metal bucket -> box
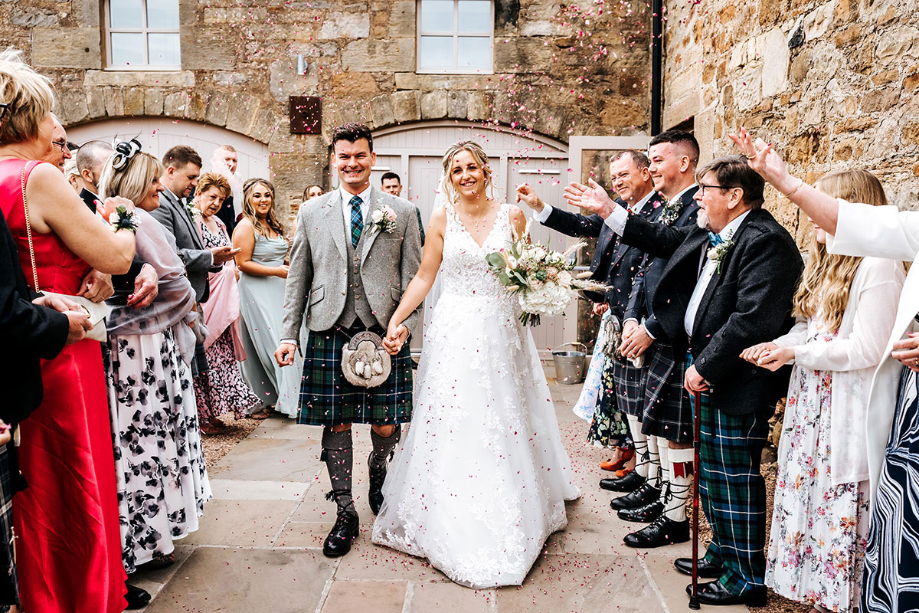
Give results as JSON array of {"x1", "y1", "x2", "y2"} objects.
[{"x1": 552, "y1": 342, "x2": 587, "y2": 385}]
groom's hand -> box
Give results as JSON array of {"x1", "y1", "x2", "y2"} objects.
[
  {"x1": 383, "y1": 323, "x2": 409, "y2": 355},
  {"x1": 275, "y1": 342, "x2": 296, "y2": 366}
]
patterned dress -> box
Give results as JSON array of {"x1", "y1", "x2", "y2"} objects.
[
  {"x1": 766, "y1": 325, "x2": 870, "y2": 613},
  {"x1": 193, "y1": 222, "x2": 260, "y2": 421},
  {"x1": 105, "y1": 326, "x2": 212, "y2": 573}
]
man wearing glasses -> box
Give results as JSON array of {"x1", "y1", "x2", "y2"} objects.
[{"x1": 41, "y1": 114, "x2": 71, "y2": 171}]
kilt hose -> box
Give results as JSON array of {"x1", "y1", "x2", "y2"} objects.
[
  {"x1": 688, "y1": 354, "x2": 770, "y2": 598},
  {"x1": 641, "y1": 339, "x2": 693, "y2": 444},
  {"x1": 297, "y1": 327, "x2": 414, "y2": 427}
]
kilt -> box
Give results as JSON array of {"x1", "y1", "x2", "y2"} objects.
[
  {"x1": 689, "y1": 355, "x2": 771, "y2": 597},
  {"x1": 611, "y1": 354, "x2": 646, "y2": 418},
  {"x1": 297, "y1": 327, "x2": 414, "y2": 426},
  {"x1": 641, "y1": 339, "x2": 692, "y2": 443},
  {"x1": 0, "y1": 446, "x2": 17, "y2": 606}
]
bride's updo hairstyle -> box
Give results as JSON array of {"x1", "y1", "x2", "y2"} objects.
[{"x1": 440, "y1": 140, "x2": 494, "y2": 203}]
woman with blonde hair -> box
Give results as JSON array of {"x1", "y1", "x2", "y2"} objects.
[
  {"x1": 192, "y1": 172, "x2": 259, "y2": 432},
  {"x1": 98, "y1": 141, "x2": 212, "y2": 582},
  {"x1": 233, "y1": 178, "x2": 302, "y2": 418},
  {"x1": 372, "y1": 140, "x2": 579, "y2": 588},
  {"x1": 741, "y1": 169, "x2": 904, "y2": 613},
  {"x1": 0, "y1": 49, "x2": 136, "y2": 612}
]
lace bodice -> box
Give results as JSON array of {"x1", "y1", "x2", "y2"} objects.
[{"x1": 439, "y1": 201, "x2": 514, "y2": 306}]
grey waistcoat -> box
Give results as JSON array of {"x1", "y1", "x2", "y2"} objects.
[{"x1": 336, "y1": 219, "x2": 376, "y2": 329}]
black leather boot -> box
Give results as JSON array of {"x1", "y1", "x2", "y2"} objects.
[
  {"x1": 125, "y1": 582, "x2": 151, "y2": 609},
  {"x1": 610, "y1": 483, "x2": 661, "y2": 510},
  {"x1": 674, "y1": 556, "x2": 724, "y2": 578},
  {"x1": 617, "y1": 498, "x2": 664, "y2": 523},
  {"x1": 323, "y1": 503, "x2": 359, "y2": 558},
  {"x1": 623, "y1": 515, "x2": 689, "y2": 548}
]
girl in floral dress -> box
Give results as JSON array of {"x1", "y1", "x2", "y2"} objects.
[{"x1": 741, "y1": 170, "x2": 903, "y2": 613}]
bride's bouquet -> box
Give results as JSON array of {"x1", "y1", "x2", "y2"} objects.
[{"x1": 485, "y1": 226, "x2": 606, "y2": 326}]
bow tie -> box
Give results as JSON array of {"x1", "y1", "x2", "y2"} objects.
[{"x1": 708, "y1": 232, "x2": 723, "y2": 247}]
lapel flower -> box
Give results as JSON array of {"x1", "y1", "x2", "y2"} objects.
[
  {"x1": 707, "y1": 230, "x2": 735, "y2": 274},
  {"x1": 369, "y1": 205, "x2": 397, "y2": 235},
  {"x1": 659, "y1": 197, "x2": 684, "y2": 227},
  {"x1": 185, "y1": 199, "x2": 198, "y2": 221}
]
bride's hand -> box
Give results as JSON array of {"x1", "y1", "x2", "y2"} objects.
[{"x1": 383, "y1": 322, "x2": 409, "y2": 355}]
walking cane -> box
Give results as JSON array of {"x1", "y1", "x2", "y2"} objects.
[{"x1": 688, "y1": 389, "x2": 702, "y2": 610}]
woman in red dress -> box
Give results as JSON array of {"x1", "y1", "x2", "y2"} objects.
[{"x1": 0, "y1": 50, "x2": 137, "y2": 612}]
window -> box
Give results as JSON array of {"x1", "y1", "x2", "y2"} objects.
[
  {"x1": 106, "y1": 0, "x2": 181, "y2": 70},
  {"x1": 417, "y1": 0, "x2": 493, "y2": 74}
]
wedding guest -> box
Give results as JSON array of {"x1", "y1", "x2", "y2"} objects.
[
  {"x1": 63, "y1": 156, "x2": 81, "y2": 192},
  {"x1": 303, "y1": 184, "x2": 324, "y2": 200},
  {"x1": 210, "y1": 144, "x2": 243, "y2": 235},
  {"x1": 76, "y1": 139, "x2": 158, "y2": 311},
  {"x1": 740, "y1": 169, "x2": 902, "y2": 613},
  {"x1": 0, "y1": 48, "x2": 137, "y2": 613},
  {"x1": 191, "y1": 172, "x2": 260, "y2": 432},
  {"x1": 731, "y1": 127, "x2": 919, "y2": 613},
  {"x1": 1, "y1": 202, "x2": 91, "y2": 611},
  {"x1": 572, "y1": 155, "x2": 803, "y2": 606},
  {"x1": 98, "y1": 141, "x2": 211, "y2": 580},
  {"x1": 380, "y1": 172, "x2": 426, "y2": 245},
  {"x1": 234, "y1": 178, "x2": 302, "y2": 418},
  {"x1": 519, "y1": 150, "x2": 664, "y2": 514},
  {"x1": 40, "y1": 113, "x2": 70, "y2": 171}
]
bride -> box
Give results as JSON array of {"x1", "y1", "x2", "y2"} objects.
[{"x1": 371, "y1": 140, "x2": 580, "y2": 589}]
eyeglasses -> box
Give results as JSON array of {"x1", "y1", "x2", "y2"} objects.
[
  {"x1": 51, "y1": 140, "x2": 68, "y2": 153},
  {"x1": 699, "y1": 183, "x2": 733, "y2": 197}
]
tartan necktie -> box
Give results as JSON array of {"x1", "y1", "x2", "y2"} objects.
[{"x1": 350, "y1": 195, "x2": 363, "y2": 248}]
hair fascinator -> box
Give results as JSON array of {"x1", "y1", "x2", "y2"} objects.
[{"x1": 112, "y1": 138, "x2": 143, "y2": 170}]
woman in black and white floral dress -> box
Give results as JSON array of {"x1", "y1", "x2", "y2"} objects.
[{"x1": 98, "y1": 144, "x2": 211, "y2": 574}]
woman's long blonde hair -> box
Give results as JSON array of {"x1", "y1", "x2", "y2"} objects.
[
  {"x1": 242, "y1": 178, "x2": 285, "y2": 238},
  {"x1": 793, "y1": 169, "x2": 887, "y2": 331},
  {"x1": 439, "y1": 140, "x2": 494, "y2": 204},
  {"x1": 98, "y1": 151, "x2": 163, "y2": 205}
]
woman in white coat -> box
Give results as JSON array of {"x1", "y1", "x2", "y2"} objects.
[
  {"x1": 741, "y1": 170, "x2": 903, "y2": 613},
  {"x1": 732, "y1": 128, "x2": 919, "y2": 613}
]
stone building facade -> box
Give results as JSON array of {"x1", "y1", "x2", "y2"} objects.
[
  {"x1": 4, "y1": 0, "x2": 654, "y2": 212},
  {"x1": 663, "y1": 0, "x2": 919, "y2": 243}
]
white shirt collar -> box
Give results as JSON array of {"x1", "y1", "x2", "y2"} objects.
[
  {"x1": 631, "y1": 189, "x2": 656, "y2": 213},
  {"x1": 668, "y1": 183, "x2": 698, "y2": 205},
  {"x1": 339, "y1": 184, "x2": 373, "y2": 207},
  {"x1": 717, "y1": 209, "x2": 751, "y2": 240}
]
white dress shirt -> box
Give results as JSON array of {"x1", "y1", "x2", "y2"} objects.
[
  {"x1": 683, "y1": 210, "x2": 751, "y2": 337},
  {"x1": 603, "y1": 184, "x2": 698, "y2": 235},
  {"x1": 532, "y1": 188, "x2": 656, "y2": 225},
  {"x1": 340, "y1": 184, "x2": 373, "y2": 228}
]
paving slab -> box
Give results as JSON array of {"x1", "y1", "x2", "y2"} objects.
[
  {"x1": 407, "y1": 582, "x2": 496, "y2": 612},
  {"x1": 249, "y1": 417, "x2": 323, "y2": 440},
  {"x1": 181, "y1": 499, "x2": 299, "y2": 548},
  {"x1": 333, "y1": 543, "x2": 451, "y2": 583},
  {"x1": 320, "y1": 580, "x2": 407, "y2": 613},
  {"x1": 208, "y1": 479, "x2": 310, "y2": 501},
  {"x1": 209, "y1": 437, "x2": 323, "y2": 482},
  {"x1": 642, "y1": 552, "x2": 748, "y2": 613},
  {"x1": 143, "y1": 547, "x2": 336, "y2": 613}
]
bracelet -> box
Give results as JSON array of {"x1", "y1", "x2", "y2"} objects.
[
  {"x1": 783, "y1": 179, "x2": 804, "y2": 199},
  {"x1": 108, "y1": 204, "x2": 140, "y2": 233}
]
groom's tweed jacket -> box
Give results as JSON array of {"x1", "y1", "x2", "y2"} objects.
[
  {"x1": 620, "y1": 207, "x2": 803, "y2": 416},
  {"x1": 282, "y1": 187, "x2": 423, "y2": 338}
]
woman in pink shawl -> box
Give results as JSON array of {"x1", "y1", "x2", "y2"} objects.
[{"x1": 192, "y1": 172, "x2": 260, "y2": 433}]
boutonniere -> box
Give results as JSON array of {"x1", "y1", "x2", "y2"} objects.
[
  {"x1": 369, "y1": 205, "x2": 397, "y2": 235},
  {"x1": 659, "y1": 199, "x2": 684, "y2": 226},
  {"x1": 707, "y1": 231, "x2": 734, "y2": 274},
  {"x1": 185, "y1": 200, "x2": 198, "y2": 220}
]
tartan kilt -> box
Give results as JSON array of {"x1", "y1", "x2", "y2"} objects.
[
  {"x1": 640, "y1": 339, "x2": 693, "y2": 443},
  {"x1": 611, "y1": 354, "x2": 646, "y2": 418},
  {"x1": 0, "y1": 446, "x2": 17, "y2": 606},
  {"x1": 297, "y1": 327, "x2": 414, "y2": 426}
]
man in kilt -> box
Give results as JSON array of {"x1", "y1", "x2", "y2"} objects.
[
  {"x1": 574, "y1": 156, "x2": 801, "y2": 606},
  {"x1": 616, "y1": 131, "x2": 700, "y2": 547},
  {"x1": 275, "y1": 124, "x2": 423, "y2": 558},
  {"x1": 523, "y1": 150, "x2": 663, "y2": 510}
]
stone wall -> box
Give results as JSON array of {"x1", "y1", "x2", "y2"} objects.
[
  {"x1": 3, "y1": 0, "x2": 656, "y2": 213},
  {"x1": 663, "y1": 0, "x2": 919, "y2": 243}
]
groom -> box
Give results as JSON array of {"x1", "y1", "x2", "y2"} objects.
[{"x1": 275, "y1": 123, "x2": 423, "y2": 558}]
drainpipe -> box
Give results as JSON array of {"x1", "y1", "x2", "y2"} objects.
[{"x1": 651, "y1": 0, "x2": 663, "y2": 135}]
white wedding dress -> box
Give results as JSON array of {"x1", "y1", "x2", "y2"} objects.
[{"x1": 371, "y1": 201, "x2": 580, "y2": 589}]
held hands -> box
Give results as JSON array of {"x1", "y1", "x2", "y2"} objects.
[
  {"x1": 592, "y1": 302, "x2": 609, "y2": 316},
  {"x1": 740, "y1": 342, "x2": 793, "y2": 372},
  {"x1": 564, "y1": 179, "x2": 618, "y2": 219},
  {"x1": 515, "y1": 184, "x2": 544, "y2": 213},
  {"x1": 383, "y1": 321, "x2": 409, "y2": 355},
  {"x1": 211, "y1": 245, "x2": 241, "y2": 266},
  {"x1": 892, "y1": 333, "x2": 919, "y2": 373},
  {"x1": 619, "y1": 321, "x2": 654, "y2": 358},
  {"x1": 274, "y1": 342, "x2": 297, "y2": 367},
  {"x1": 728, "y1": 128, "x2": 798, "y2": 195},
  {"x1": 127, "y1": 263, "x2": 158, "y2": 309}
]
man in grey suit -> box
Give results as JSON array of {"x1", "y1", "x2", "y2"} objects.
[
  {"x1": 275, "y1": 124, "x2": 422, "y2": 559},
  {"x1": 150, "y1": 145, "x2": 238, "y2": 304}
]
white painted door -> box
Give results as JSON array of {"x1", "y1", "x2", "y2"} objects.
[{"x1": 65, "y1": 118, "x2": 271, "y2": 182}]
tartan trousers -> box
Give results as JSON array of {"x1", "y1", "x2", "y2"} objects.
[{"x1": 689, "y1": 358, "x2": 770, "y2": 597}]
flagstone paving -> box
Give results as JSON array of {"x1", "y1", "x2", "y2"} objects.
[{"x1": 134, "y1": 368, "x2": 748, "y2": 613}]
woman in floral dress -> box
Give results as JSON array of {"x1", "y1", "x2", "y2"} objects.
[
  {"x1": 741, "y1": 170, "x2": 903, "y2": 613},
  {"x1": 99, "y1": 145, "x2": 211, "y2": 574},
  {"x1": 192, "y1": 172, "x2": 260, "y2": 433}
]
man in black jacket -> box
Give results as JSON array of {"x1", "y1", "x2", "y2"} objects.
[
  {"x1": 518, "y1": 150, "x2": 663, "y2": 500},
  {"x1": 573, "y1": 156, "x2": 803, "y2": 607}
]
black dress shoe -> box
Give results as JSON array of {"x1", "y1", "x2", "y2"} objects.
[
  {"x1": 623, "y1": 516, "x2": 689, "y2": 548},
  {"x1": 600, "y1": 470, "x2": 645, "y2": 492},
  {"x1": 617, "y1": 499, "x2": 664, "y2": 523},
  {"x1": 125, "y1": 582, "x2": 151, "y2": 609},
  {"x1": 685, "y1": 580, "x2": 767, "y2": 607},
  {"x1": 368, "y1": 452, "x2": 387, "y2": 515},
  {"x1": 674, "y1": 556, "x2": 724, "y2": 579},
  {"x1": 610, "y1": 483, "x2": 660, "y2": 510},
  {"x1": 323, "y1": 509, "x2": 359, "y2": 558}
]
